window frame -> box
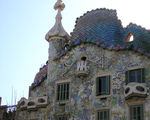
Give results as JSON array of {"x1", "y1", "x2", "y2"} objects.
[
  {"x1": 96, "y1": 108, "x2": 110, "y2": 120},
  {"x1": 55, "y1": 80, "x2": 71, "y2": 104},
  {"x1": 129, "y1": 104, "x2": 144, "y2": 120},
  {"x1": 56, "y1": 114, "x2": 69, "y2": 120},
  {"x1": 95, "y1": 74, "x2": 111, "y2": 99},
  {"x1": 125, "y1": 68, "x2": 145, "y2": 84}
]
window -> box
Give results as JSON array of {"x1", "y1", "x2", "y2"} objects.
[
  {"x1": 96, "y1": 76, "x2": 110, "y2": 96},
  {"x1": 56, "y1": 82, "x2": 70, "y2": 102},
  {"x1": 125, "y1": 32, "x2": 134, "y2": 42},
  {"x1": 130, "y1": 105, "x2": 144, "y2": 120},
  {"x1": 97, "y1": 109, "x2": 110, "y2": 120},
  {"x1": 126, "y1": 68, "x2": 145, "y2": 84},
  {"x1": 56, "y1": 115, "x2": 68, "y2": 120}
]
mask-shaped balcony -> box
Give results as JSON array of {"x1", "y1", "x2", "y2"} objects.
[
  {"x1": 36, "y1": 96, "x2": 48, "y2": 108},
  {"x1": 27, "y1": 97, "x2": 36, "y2": 110},
  {"x1": 124, "y1": 82, "x2": 148, "y2": 100},
  {"x1": 76, "y1": 57, "x2": 89, "y2": 77},
  {"x1": 18, "y1": 97, "x2": 28, "y2": 110}
]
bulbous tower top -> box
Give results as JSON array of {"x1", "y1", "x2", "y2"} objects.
[{"x1": 45, "y1": 0, "x2": 70, "y2": 42}]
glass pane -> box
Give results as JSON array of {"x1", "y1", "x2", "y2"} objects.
[
  {"x1": 98, "y1": 112, "x2": 100, "y2": 120},
  {"x1": 60, "y1": 84, "x2": 63, "y2": 100},
  {"x1": 102, "y1": 78, "x2": 106, "y2": 95},
  {"x1": 137, "y1": 69, "x2": 142, "y2": 83},
  {"x1": 130, "y1": 70, "x2": 136, "y2": 82},
  {"x1": 104, "y1": 111, "x2": 107, "y2": 120},
  {"x1": 66, "y1": 83, "x2": 69, "y2": 100},
  {"x1": 126, "y1": 71, "x2": 129, "y2": 84},
  {"x1": 100, "y1": 112, "x2": 103, "y2": 120},
  {"x1": 133, "y1": 107, "x2": 137, "y2": 119},
  {"x1": 96, "y1": 78, "x2": 100, "y2": 96},
  {"x1": 57, "y1": 85, "x2": 60, "y2": 101},
  {"x1": 99, "y1": 78, "x2": 102, "y2": 95},
  {"x1": 64, "y1": 84, "x2": 66, "y2": 100},
  {"x1": 106, "y1": 76, "x2": 110, "y2": 95}
]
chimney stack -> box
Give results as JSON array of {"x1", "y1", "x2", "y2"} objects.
[{"x1": 0, "y1": 97, "x2": 2, "y2": 106}]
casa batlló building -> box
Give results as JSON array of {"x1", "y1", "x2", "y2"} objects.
[{"x1": 15, "y1": 0, "x2": 150, "y2": 120}]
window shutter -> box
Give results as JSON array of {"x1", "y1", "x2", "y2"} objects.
[
  {"x1": 106, "y1": 76, "x2": 110, "y2": 95},
  {"x1": 125, "y1": 71, "x2": 129, "y2": 84},
  {"x1": 141, "y1": 68, "x2": 145, "y2": 83},
  {"x1": 96, "y1": 78, "x2": 100, "y2": 96},
  {"x1": 67, "y1": 83, "x2": 69, "y2": 100},
  {"x1": 107, "y1": 109, "x2": 109, "y2": 120},
  {"x1": 97, "y1": 111, "x2": 100, "y2": 120},
  {"x1": 141, "y1": 105, "x2": 144, "y2": 120},
  {"x1": 130, "y1": 106, "x2": 133, "y2": 120},
  {"x1": 57, "y1": 85, "x2": 60, "y2": 101}
]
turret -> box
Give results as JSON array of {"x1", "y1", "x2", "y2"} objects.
[
  {"x1": 45, "y1": 0, "x2": 70, "y2": 60},
  {"x1": 45, "y1": 0, "x2": 70, "y2": 101}
]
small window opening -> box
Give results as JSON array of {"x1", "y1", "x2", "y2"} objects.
[
  {"x1": 28, "y1": 101, "x2": 35, "y2": 106},
  {"x1": 81, "y1": 56, "x2": 87, "y2": 61},
  {"x1": 100, "y1": 97, "x2": 107, "y2": 101},
  {"x1": 125, "y1": 87, "x2": 130, "y2": 94},
  {"x1": 20, "y1": 101, "x2": 25, "y2": 106},
  {"x1": 64, "y1": 44, "x2": 69, "y2": 50},
  {"x1": 125, "y1": 32, "x2": 134, "y2": 42},
  {"x1": 38, "y1": 98, "x2": 45, "y2": 103}
]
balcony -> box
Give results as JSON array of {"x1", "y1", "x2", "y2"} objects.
[
  {"x1": 36, "y1": 96, "x2": 48, "y2": 108},
  {"x1": 124, "y1": 82, "x2": 148, "y2": 100},
  {"x1": 76, "y1": 57, "x2": 89, "y2": 77},
  {"x1": 18, "y1": 97, "x2": 27, "y2": 110},
  {"x1": 27, "y1": 97, "x2": 36, "y2": 110}
]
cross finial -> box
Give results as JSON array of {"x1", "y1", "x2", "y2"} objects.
[
  {"x1": 45, "y1": 0, "x2": 70, "y2": 41},
  {"x1": 54, "y1": 0, "x2": 65, "y2": 11}
]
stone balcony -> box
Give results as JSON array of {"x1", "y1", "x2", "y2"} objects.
[
  {"x1": 18, "y1": 96, "x2": 48, "y2": 111},
  {"x1": 18, "y1": 97, "x2": 28, "y2": 110},
  {"x1": 124, "y1": 82, "x2": 148, "y2": 100},
  {"x1": 76, "y1": 58, "x2": 89, "y2": 77}
]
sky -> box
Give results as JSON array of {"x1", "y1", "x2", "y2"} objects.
[{"x1": 0, "y1": 0, "x2": 150, "y2": 105}]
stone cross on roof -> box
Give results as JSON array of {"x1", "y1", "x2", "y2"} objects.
[
  {"x1": 54, "y1": 0, "x2": 65, "y2": 11},
  {"x1": 45, "y1": 0, "x2": 70, "y2": 41}
]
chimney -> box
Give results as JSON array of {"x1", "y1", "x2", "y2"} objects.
[{"x1": 0, "y1": 97, "x2": 1, "y2": 106}]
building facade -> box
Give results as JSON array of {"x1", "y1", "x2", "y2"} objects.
[{"x1": 15, "y1": 0, "x2": 150, "y2": 120}]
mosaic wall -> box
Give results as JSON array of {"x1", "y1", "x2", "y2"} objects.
[
  {"x1": 16, "y1": 43, "x2": 150, "y2": 120},
  {"x1": 29, "y1": 79, "x2": 47, "y2": 98},
  {"x1": 46, "y1": 43, "x2": 150, "y2": 120}
]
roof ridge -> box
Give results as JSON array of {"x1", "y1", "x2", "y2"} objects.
[
  {"x1": 71, "y1": 8, "x2": 118, "y2": 36},
  {"x1": 125, "y1": 23, "x2": 150, "y2": 32}
]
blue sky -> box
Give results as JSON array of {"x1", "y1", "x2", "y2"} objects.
[{"x1": 0, "y1": 0, "x2": 150, "y2": 105}]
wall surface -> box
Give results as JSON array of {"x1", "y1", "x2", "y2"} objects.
[
  {"x1": 47, "y1": 43, "x2": 150, "y2": 120},
  {"x1": 16, "y1": 43, "x2": 150, "y2": 120},
  {"x1": 29, "y1": 79, "x2": 47, "y2": 98}
]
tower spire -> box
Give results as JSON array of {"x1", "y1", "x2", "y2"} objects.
[{"x1": 45, "y1": 0, "x2": 70, "y2": 41}]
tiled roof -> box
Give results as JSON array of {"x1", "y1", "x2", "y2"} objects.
[
  {"x1": 30, "y1": 63, "x2": 48, "y2": 89},
  {"x1": 31, "y1": 8, "x2": 150, "y2": 88},
  {"x1": 69, "y1": 8, "x2": 150, "y2": 57}
]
